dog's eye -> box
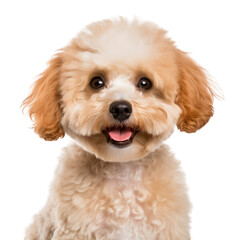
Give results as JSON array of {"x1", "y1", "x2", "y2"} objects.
[
  {"x1": 90, "y1": 76, "x2": 105, "y2": 89},
  {"x1": 137, "y1": 77, "x2": 152, "y2": 90}
]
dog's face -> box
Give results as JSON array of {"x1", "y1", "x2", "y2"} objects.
[{"x1": 23, "y1": 19, "x2": 214, "y2": 162}]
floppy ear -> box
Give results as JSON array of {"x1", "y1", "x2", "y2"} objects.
[
  {"x1": 22, "y1": 53, "x2": 64, "y2": 140},
  {"x1": 175, "y1": 50, "x2": 215, "y2": 133}
]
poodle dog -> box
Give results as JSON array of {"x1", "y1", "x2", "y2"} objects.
[{"x1": 23, "y1": 18, "x2": 215, "y2": 240}]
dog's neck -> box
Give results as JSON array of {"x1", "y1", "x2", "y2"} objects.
[{"x1": 69, "y1": 142, "x2": 166, "y2": 183}]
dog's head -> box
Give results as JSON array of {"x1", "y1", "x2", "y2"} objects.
[{"x1": 23, "y1": 19, "x2": 215, "y2": 162}]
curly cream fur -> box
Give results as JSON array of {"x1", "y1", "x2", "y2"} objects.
[
  {"x1": 23, "y1": 18, "x2": 215, "y2": 240},
  {"x1": 25, "y1": 144, "x2": 190, "y2": 240}
]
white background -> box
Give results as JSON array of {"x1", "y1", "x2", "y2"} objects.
[{"x1": 0, "y1": 0, "x2": 239, "y2": 239}]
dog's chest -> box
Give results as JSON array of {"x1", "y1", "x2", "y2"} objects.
[
  {"x1": 54, "y1": 148, "x2": 190, "y2": 240},
  {"x1": 56, "y1": 163, "x2": 155, "y2": 240},
  {"x1": 99, "y1": 179, "x2": 158, "y2": 240},
  {"x1": 66, "y1": 162, "x2": 161, "y2": 239}
]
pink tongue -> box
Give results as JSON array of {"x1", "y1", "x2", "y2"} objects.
[{"x1": 109, "y1": 128, "x2": 132, "y2": 141}]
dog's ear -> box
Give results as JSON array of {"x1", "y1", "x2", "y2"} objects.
[
  {"x1": 175, "y1": 50, "x2": 215, "y2": 133},
  {"x1": 22, "y1": 53, "x2": 64, "y2": 140}
]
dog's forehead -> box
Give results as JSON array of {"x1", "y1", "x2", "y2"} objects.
[
  {"x1": 77, "y1": 40, "x2": 152, "y2": 68},
  {"x1": 94, "y1": 35, "x2": 152, "y2": 65},
  {"x1": 76, "y1": 21, "x2": 164, "y2": 66}
]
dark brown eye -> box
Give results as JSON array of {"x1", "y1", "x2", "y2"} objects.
[
  {"x1": 90, "y1": 76, "x2": 105, "y2": 89},
  {"x1": 137, "y1": 77, "x2": 152, "y2": 90}
]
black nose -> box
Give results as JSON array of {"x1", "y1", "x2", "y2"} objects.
[{"x1": 109, "y1": 101, "x2": 132, "y2": 121}]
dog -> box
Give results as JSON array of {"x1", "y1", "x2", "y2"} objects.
[{"x1": 23, "y1": 18, "x2": 215, "y2": 240}]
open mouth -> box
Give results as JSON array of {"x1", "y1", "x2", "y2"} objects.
[{"x1": 102, "y1": 126, "x2": 138, "y2": 148}]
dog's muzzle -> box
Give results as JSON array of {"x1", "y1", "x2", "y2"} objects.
[{"x1": 102, "y1": 101, "x2": 138, "y2": 148}]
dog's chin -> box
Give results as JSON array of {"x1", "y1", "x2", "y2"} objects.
[{"x1": 65, "y1": 126, "x2": 169, "y2": 162}]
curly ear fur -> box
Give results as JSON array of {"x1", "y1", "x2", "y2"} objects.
[
  {"x1": 175, "y1": 50, "x2": 215, "y2": 133},
  {"x1": 22, "y1": 53, "x2": 64, "y2": 140}
]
